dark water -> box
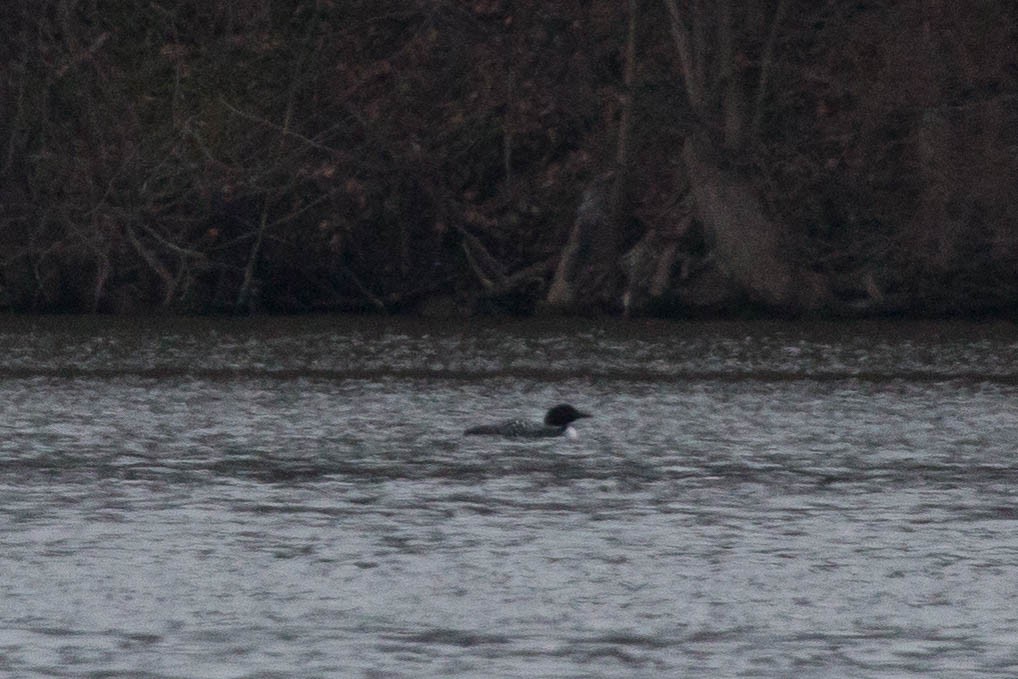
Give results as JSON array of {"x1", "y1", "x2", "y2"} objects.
[{"x1": 2, "y1": 316, "x2": 1018, "y2": 678}]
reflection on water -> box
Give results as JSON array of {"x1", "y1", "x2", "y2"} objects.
[{"x1": 1, "y1": 317, "x2": 1017, "y2": 678}]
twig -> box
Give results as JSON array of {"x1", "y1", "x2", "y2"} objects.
[
  {"x1": 750, "y1": 0, "x2": 790, "y2": 141},
  {"x1": 55, "y1": 31, "x2": 110, "y2": 78},
  {"x1": 125, "y1": 223, "x2": 177, "y2": 306},
  {"x1": 662, "y1": 0, "x2": 702, "y2": 108},
  {"x1": 219, "y1": 98, "x2": 338, "y2": 154}
]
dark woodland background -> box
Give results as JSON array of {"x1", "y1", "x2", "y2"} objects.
[{"x1": 1, "y1": 0, "x2": 1016, "y2": 316}]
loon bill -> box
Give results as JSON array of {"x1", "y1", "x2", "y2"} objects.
[{"x1": 463, "y1": 403, "x2": 591, "y2": 438}]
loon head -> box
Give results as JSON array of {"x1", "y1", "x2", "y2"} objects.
[{"x1": 544, "y1": 404, "x2": 591, "y2": 428}]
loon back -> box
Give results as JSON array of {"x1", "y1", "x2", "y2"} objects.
[
  {"x1": 463, "y1": 403, "x2": 591, "y2": 438},
  {"x1": 463, "y1": 420, "x2": 566, "y2": 437}
]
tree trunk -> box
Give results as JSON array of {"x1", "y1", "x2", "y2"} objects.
[
  {"x1": 545, "y1": 0, "x2": 638, "y2": 313},
  {"x1": 683, "y1": 134, "x2": 827, "y2": 310},
  {"x1": 545, "y1": 172, "x2": 617, "y2": 310}
]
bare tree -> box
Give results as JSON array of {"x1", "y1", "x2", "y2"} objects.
[
  {"x1": 662, "y1": 0, "x2": 827, "y2": 310},
  {"x1": 546, "y1": 0, "x2": 640, "y2": 312}
]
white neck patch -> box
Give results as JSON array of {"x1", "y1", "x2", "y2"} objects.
[{"x1": 564, "y1": 426, "x2": 579, "y2": 440}]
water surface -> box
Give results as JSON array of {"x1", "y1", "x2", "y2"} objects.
[{"x1": 1, "y1": 316, "x2": 1017, "y2": 677}]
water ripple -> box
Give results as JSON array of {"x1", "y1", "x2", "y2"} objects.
[{"x1": 1, "y1": 318, "x2": 1018, "y2": 677}]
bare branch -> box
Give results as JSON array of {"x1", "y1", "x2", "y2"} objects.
[
  {"x1": 663, "y1": 0, "x2": 703, "y2": 109},
  {"x1": 750, "y1": 0, "x2": 790, "y2": 141}
]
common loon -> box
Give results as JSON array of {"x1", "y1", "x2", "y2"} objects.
[{"x1": 463, "y1": 404, "x2": 591, "y2": 438}]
